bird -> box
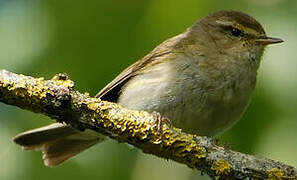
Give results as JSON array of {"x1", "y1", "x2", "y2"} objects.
[{"x1": 13, "y1": 10, "x2": 283, "y2": 167}]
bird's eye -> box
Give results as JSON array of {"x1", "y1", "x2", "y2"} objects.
[{"x1": 231, "y1": 28, "x2": 242, "y2": 37}]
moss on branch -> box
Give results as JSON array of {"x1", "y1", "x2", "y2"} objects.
[{"x1": 0, "y1": 69, "x2": 296, "y2": 180}]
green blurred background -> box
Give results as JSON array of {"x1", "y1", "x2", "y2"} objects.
[{"x1": 0, "y1": 0, "x2": 296, "y2": 179}]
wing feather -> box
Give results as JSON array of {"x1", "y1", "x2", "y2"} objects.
[{"x1": 95, "y1": 49, "x2": 171, "y2": 101}]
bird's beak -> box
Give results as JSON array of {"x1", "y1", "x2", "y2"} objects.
[{"x1": 256, "y1": 36, "x2": 284, "y2": 45}]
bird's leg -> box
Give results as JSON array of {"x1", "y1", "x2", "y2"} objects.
[{"x1": 152, "y1": 111, "x2": 171, "y2": 133}]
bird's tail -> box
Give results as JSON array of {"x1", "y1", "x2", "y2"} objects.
[{"x1": 13, "y1": 123, "x2": 105, "y2": 167}]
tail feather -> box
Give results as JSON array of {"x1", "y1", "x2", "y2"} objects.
[
  {"x1": 13, "y1": 123, "x2": 105, "y2": 167},
  {"x1": 13, "y1": 123, "x2": 76, "y2": 149},
  {"x1": 42, "y1": 136, "x2": 100, "y2": 167}
]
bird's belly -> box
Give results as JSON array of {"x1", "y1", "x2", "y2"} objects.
[
  {"x1": 119, "y1": 82, "x2": 250, "y2": 136},
  {"x1": 117, "y1": 58, "x2": 253, "y2": 136},
  {"x1": 176, "y1": 87, "x2": 251, "y2": 136}
]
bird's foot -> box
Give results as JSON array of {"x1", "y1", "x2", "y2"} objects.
[{"x1": 152, "y1": 111, "x2": 171, "y2": 133}]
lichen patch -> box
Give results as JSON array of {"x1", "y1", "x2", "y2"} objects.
[
  {"x1": 211, "y1": 159, "x2": 231, "y2": 176},
  {"x1": 267, "y1": 168, "x2": 285, "y2": 180}
]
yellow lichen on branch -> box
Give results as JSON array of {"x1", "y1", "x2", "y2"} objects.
[
  {"x1": 267, "y1": 168, "x2": 285, "y2": 180},
  {"x1": 0, "y1": 69, "x2": 296, "y2": 180},
  {"x1": 84, "y1": 100, "x2": 207, "y2": 167},
  {"x1": 211, "y1": 160, "x2": 231, "y2": 176}
]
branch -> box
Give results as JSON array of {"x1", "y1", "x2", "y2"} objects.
[{"x1": 0, "y1": 69, "x2": 296, "y2": 180}]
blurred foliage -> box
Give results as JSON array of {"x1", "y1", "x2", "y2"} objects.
[{"x1": 0, "y1": 0, "x2": 296, "y2": 179}]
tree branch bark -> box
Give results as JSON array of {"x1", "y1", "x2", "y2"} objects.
[{"x1": 0, "y1": 69, "x2": 296, "y2": 180}]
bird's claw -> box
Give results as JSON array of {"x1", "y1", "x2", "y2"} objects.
[{"x1": 152, "y1": 111, "x2": 171, "y2": 133}]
